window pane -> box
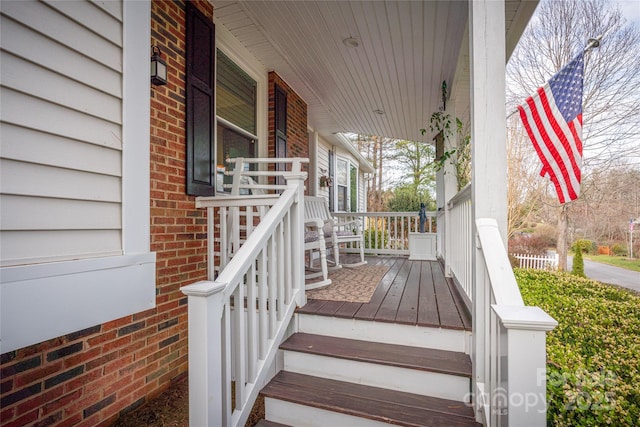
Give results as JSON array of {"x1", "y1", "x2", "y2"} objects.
[
  {"x1": 216, "y1": 125, "x2": 255, "y2": 192},
  {"x1": 350, "y1": 164, "x2": 358, "y2": 212},
  {"x1": 337, "y1": 186, "x2": 347, "y2": 211},
  {"x1": 216, "y1": 50, "x2": 256, "y2": 134},
  {"x1": 337, "y1": 158, "x2": 348, "y2": 186}
]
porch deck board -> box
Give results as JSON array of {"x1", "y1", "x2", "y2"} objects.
[
  {"x1": 302, "y1": 257, "x2": 471, "y2": 331},
  {"x1": 417, "y1": 262, "x2": 441, "y2": 327},
  {"x1": 447, "y1": 277, "x2": 472, "y2": 330},
  {"x1": 431, "y1": 263, "x2": 465, "y2": 330},
  {"x1": 333, "y1": 302, "x2": 362, "y2": 318},
  {"x1": 394, "y1": 261, "x2": 422, "y2": 324},
  {"x1": 373, "y1": 260, "x2": 412, "y2": 323},
  {"x1": 351, "y1": 257, "x2": 405, "y2": 321}
]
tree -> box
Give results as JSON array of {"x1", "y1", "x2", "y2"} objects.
[
  {"x1": 571, "y1": 241, "x2": 586, "y2": 277},
  {"x1": 350, "y1": 134, "x2": 396, "y2": 211},
  {"x1": 571, "y1": 164, "x2": 640, "y2": 248},
  {"x1": 506, "y1": 0, "x2": 640, "y2": 269},
  {"x1": 392, "y1": 139, "x2": 435, "y2": 191},
  {"x1": 386, "y1": 183, "x2": 435, "y2": 212},
  {"x1": 506, "y1": 120, "x2": 548, "y2": 238}
]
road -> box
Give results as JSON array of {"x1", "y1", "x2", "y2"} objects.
[{"x1": 567, "y1": 256, "x2": 640, "y2": 292}]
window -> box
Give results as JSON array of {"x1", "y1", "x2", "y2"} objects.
[
  {"x1": 215, "y1": 50, "x2": 257, "y2": 192},
  {"x1": 337, "y1": 158, "x2": 348, "y2": 211},
  {"x1": 334, "y1": 156, "x2": 359, "y2": 212}
]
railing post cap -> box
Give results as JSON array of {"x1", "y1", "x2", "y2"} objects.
[
  {"x1": 491, "y1": 304, "x2": 558, "y2": 331},
  {"x1": 180, "y1": 280, "x2": 226, "y2": 297},
  {"x1": 284, "y1": 172, "x2": 308, "y2": 181},
  {"x1": 476, "y1": 218, "x2": 498, "y2": 228}
]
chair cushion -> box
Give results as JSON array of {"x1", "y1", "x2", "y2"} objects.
[
  {"x1": 323, "y1": 220, "x2": 333, "y2": 237},
  {"x1": 305, "y1": 231, "x2": 320, "y2": 243}
]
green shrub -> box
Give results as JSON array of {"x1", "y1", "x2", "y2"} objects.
[
  {"x1": 363, "y1": 228, "x2": 389, "y2": 249},
  {"x1": 516, "y1": 269, "x2": 640, "y2": 426},
  {"x1": 572, "y1": 239, "x2": 596, "y2": 254},
  {"x1": 611, "y1": 243, "x2": 628, "y2": 257}
]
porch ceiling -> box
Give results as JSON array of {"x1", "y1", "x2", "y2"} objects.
[{"x1": 213, "y1": 0, "x2": 537, "y2": 144}]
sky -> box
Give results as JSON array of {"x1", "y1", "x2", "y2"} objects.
[{"x1": 616, "y1": 0, "x2": 640, "y2": 26}]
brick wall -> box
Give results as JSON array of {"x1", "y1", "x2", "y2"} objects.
[
  {"x1": 268, "y1": 72, "x2": 309, "y2": 176},
  {"x1": 0, "y1": 1, "x2": 212, "y2": 425}
]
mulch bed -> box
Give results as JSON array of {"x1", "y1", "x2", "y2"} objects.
[{"x1": 112, "y1": 376, "x2": 265, "y2": 426}]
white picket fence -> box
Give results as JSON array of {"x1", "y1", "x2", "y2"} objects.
[{"x1": 511, "y1": 253, "x2": 559, "y2": 270}]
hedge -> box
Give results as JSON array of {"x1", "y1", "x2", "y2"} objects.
[{"x1": 516, "y1": 269, "x2": 640, "y2": 426}]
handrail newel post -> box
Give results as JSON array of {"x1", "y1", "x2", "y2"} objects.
[
  {"x1": 180, "y1": 280, "x2": 227, "y2": 427},
  {"x1": 285, "y1": 172, "x2": 307, "y2": 308},
  {"x1": 491, "y1": 305, "x2": 558, "y2": 425}
]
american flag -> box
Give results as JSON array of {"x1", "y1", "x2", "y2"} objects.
[{"x1": 518, "y1": 52, "x2": 584, "y2": 204}]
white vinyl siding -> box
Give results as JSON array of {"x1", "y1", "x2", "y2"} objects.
[
  {"x1": 0, "y1": 0, "x2": 124, "y2": 267},
  {"x1": 0, "y1": 0, "x2": 154, "y2": 354}
]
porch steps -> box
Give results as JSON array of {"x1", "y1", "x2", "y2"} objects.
[
  {"x1": 261, "y1": 371, "x2": 480, "y2": 427},
  {"x1": 260, "y1": 331, "x2": 476, "y2": 426},
  {"x1": 297, "y1": 312, "x2": 469, "y2": 353},
  {"x1": 280, "y1": 333, "x2": 471, "y2": 401}
]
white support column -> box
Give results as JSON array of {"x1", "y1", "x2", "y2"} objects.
[
  {"x1": 469, "y1": 0, "x2": 507, "y2": 421},
  {"x1": 180, "y1": 281, "x2": 227, "y2": 427},
  {"x1": 492, "y1": 305, "x2": 558, "y2": 426}
]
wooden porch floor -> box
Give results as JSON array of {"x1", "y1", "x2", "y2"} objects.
[{"x1": 299, "y1": 257, "x2": 472, "y2": 331}]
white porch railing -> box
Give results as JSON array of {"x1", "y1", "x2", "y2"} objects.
[
  {"x1": 511, "y1": 253, "x2": 559, "y2": 270},
  {"x1": 448, "y1": 183, "x2": 473, "y2": 300},
  {"x1": 335, "y1": 211, "x2": 437, "y2": 255},
  {"x1": 180, "y1": 168, "x2": 307, "y2": 426},
  {"x1": 474, "y1": 219, "x2": 558, "y2": 426},
  {"x1": 445, "y1": 184, "x2": 557, "y2": 425}
]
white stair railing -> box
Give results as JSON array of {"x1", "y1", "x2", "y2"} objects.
[
  {"x1": 448, "y1": 184, "x2": 473, "y2": 301},
  {"x1": 474, "y1": 219, "x2": 558, "y2": 426},
  {"x1": 181, "y1": 170, "x2": 306, "y2": 427}
]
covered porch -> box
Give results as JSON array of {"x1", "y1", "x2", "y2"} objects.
[{"x1": 180, "y1": 1, "x2": 557, "y2": 426}]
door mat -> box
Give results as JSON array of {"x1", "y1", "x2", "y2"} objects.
[{"x1": 306, "y1": 264, "x2": 389, "y2": 303}]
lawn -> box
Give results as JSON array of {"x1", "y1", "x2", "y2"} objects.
[
  {"x1": 582, "y1": 254, "x2": 640, "y2": 272},
  {"x1": 516, "y1": 269, "x2": 640, "y2": 426}
]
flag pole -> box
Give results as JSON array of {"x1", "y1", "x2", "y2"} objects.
[
  {"x1": 584, "y1": 35, "x2": 602, "y2": 52},
  {"x1": 506, "y1": 35, "x2": 603, "y2": 120}
]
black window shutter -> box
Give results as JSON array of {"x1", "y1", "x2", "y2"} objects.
[
  {"x1": 186, "y1": 3, "x2": 215, "y2": 196},
  {"x1": 274, "y1": 84, "x2": 287, "y2": 185}
]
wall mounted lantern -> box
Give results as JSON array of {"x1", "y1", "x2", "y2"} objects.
[{"x1": 150, "y1": 45, "x2": 167, "y2": 86}]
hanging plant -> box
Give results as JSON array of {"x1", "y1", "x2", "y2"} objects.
[
  {"x1": 420, "y1": 111, "x2": 471, "y2": 190},
  {"x1": 319, "y1": 175, "x2": 332, "y2": 188}
]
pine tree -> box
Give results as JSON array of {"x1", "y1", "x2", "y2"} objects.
[{"x1": 571, "y1": 242, "x2": 586, "y2": 278}]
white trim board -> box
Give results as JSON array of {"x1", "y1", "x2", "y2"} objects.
[{"x1": 1, "y1": 253, "x2": 156, "y2": 353}]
